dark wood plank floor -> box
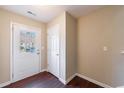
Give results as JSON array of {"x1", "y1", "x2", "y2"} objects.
[{"x1": 4, "y1": 72, "x2": 103, "y2": 88}]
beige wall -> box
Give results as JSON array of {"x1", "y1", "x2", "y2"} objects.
[
  {"x1": 47, "y1": 12, "x2": 66, "y2": 81},
  {"x1": 2, "y1": 5, "x2": 124, "y2": 87},
  {"x1": 0, "y1": 8, "x2": 47, "y2": 84},
  {"x1": 78, "y1": 6, "x2": 124, "y2": 87},
  {"x1": 66, "y1": 12, "x2": 77, "y2": 79}
]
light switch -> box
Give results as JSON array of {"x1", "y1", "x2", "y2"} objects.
[
  {"x1": 121, "y1": 51, "x2": 124, "y2": 54},
  {"x1": 103, "y1": 46, "x2": 108, "y2": 51}
]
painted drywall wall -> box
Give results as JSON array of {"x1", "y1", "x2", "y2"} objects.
[
  {"x1": 78, "y1": 6, "x2": 124, "y2": 87},
  {"x1": 66, "y1": 12, "x2": 77, "y2": 80},
  {"x1": 47, "y1": 12, "x2": 66, "y2": 81},
  {"x1": 0, "y1": 8, "x2": 47, "y2": 84}
]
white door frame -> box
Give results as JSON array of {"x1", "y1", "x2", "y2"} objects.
[
  {"x1": 47, "y1": 24, "x2": 60, "y2": 79},
  {"x1": 10, "y1": 22, "x2": 42, "y2": 83}
]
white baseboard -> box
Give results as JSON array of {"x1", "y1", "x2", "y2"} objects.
[
  {"x1": 0, "y1": 69, "x2": 47, "y2": 88},
  {"x1": 76, "y1": 73, "x2": 112, "y2": 88},
  {"x1": 66, "y1": 74, "x2": 76, "y2": 84},
  {"x1": 40, "y1": 69, "x2": 48, "y2": 72},
  {"x1": 59, "y1": 74, "x2": 76, "y2": 85},
  {"x1": 59, "y1": 78, "x2": 66, "y2": 85},
  {"x1": 0, "y1": 69, "x2": 48, "y2": 88},
  {"x1": 0, "y1": 81, "x2": 11, "y2": 88},
  {"x1": 0, "y1": 72, "x2": 113, "y2": 88}
]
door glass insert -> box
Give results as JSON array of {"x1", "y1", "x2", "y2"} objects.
[{"x1": 20, "y1": 30, "x2": 36, "y2": 53}]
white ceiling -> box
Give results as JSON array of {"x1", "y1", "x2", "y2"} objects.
[{"x1": 0, "y1": 5, "x2": 104, "y2": 23}]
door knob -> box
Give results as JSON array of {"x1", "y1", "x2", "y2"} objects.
[
  {"x1": 37, "y1": 52, "x2": 40, "y2": 55},
  {"x1": 37, "y1": 49, "x2": 40, "y2": 55}
]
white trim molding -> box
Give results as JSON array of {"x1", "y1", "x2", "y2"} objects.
[
  {"x1": 0, "y1": 72, "x2": 113, "y2": 88},
  {"x1": 0, "y1": 81, "x2": 11, "y2": 88},
  {"x1": 58, "y1": 73, "x2": 113, "y2": 88},
  {"x1": 59, "y1": 74, "x2": 76, "y2": 85},
  {"x1": 0, "y1": 70, "x2": 48, "y2": 88},
  {"x1": 59, "y1": 78, "x2": 66, "y2": 85},
  {"x1": 66, "y1": 74, "x2": 77, "y2": 84},
  {"x1": 76, "y1": 73, "x2": 112, "y2": 88},
  {"x1": 40, "y1": 69, "x2": 48, "y2": 72}
]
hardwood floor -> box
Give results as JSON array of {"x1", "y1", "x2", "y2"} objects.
[{"x1": 4, "y1": 72, "x2": 103, "y2": 88}]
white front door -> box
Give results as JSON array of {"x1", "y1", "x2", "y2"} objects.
[
  {"x1": 48, "y1": 24, "x2": 60, "y2": 78},
  {"x1": 12, "y1": 23, "x2": 41, "y2": 82}
]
